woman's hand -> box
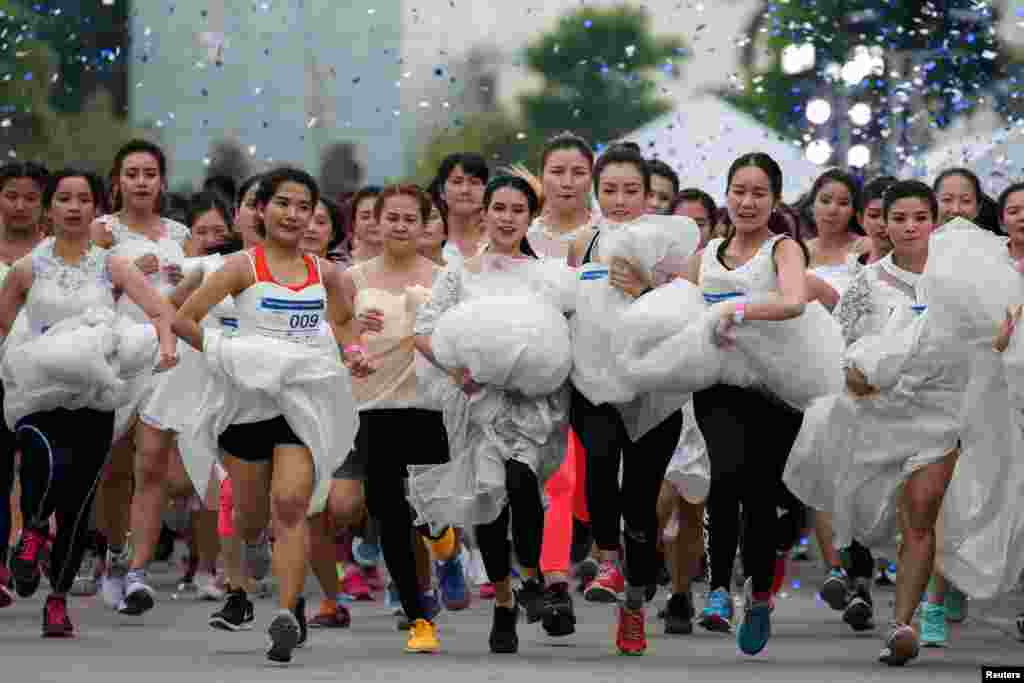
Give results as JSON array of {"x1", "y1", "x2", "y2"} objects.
[
  {"x1": 450, "y1": 367, "x2": 483, "y2": 396},
  {"x1": 713, "y1": 301, "x2": 739, "y2": 349},
  {"x1": 994, "y1": 304, "x2": 1023, "y2": 353},
  {"x1": 163, "y1": 262, "x2": 184, "y2": 286},
  {"x1": 154, "y1": 346, "x2": 179, "y2": 373},
  {"x1": 609, "y1": 257, "x2": 652, "y2": 299},
  {"x1": 134, "y1": 254, "x2": 160, "y2": 276},
  {"x1": 343, "y1": 346, "x2": 375, "y2": 379},
  {"x1": 355, "y1": 308, "x2": 385, "y2": 335},
  {"x1": 845, "y1": 366, "x2": 878, "y2": 397}
]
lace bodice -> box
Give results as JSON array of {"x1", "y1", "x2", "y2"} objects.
[
  {"x1": 24, "y1": 238, "x2": 115, "y2": 335},
  {"x1": 811, "y1": 254, "x2": 862, "y2": 297},
  {"x1": 100, "y1": 214, "x2": 188, "y2": 322},
  {"x1": 699, "y1": 234, "x2": 787, "y2": 299},
  {"x1": 834, "y1": 254, "x2": 921, "y2": 346}
]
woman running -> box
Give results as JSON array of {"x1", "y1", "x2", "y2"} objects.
[{"x1": 0, "y1": 169, "x2": 177, "y2": 635}]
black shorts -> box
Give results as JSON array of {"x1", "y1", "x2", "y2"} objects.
[
  {"x1": 218, "y1": 415, "x2": 305, "y2": 463},
  {"x1": 332, "y1": 445, "x2": 367, "y2": 481}
]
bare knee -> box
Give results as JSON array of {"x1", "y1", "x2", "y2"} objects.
[{"x1": 271, "y1": 492, "x2": 309, "y2": 528}]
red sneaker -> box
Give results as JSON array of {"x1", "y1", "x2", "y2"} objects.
[
  {"x1": 616, "y1": 606, "x2": 647, "y2": 656},
  {"x1": 584, "y1": 561, "x2": 625, "y2": 603},
  {"x1": 0, "y1": 566, "x2": 13, "y2": 608},
  {"x1": 308, "y1": 600, "x2": 352, "y2": 629},
  {"x1": 341, "y1": 565, "x2": 373, "y2": 601},
  {"x1": 12, "y1": 528, "x2": 47, "y2": 598},
  {"x1": 42, "y1": 594, "x2": 74, "y2": 638},
  {"x1": 479, "y1": 582, "x2": 496, "y2": 599}
]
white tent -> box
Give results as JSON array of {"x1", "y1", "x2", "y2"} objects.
[
  {"x1": 903, "y1": 124, "x2": 1024, "y2": 198},
  {"x1": 623, "y1": 96, "x2": 825, "y2": 204}
]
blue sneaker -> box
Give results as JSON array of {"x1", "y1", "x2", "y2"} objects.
[
  {"x1": 919, "y1": 602, "x2": 947, "y2": 647},
  {"x1": 436, "y1": 555, "x2": 471, "y2": 610},
  {"x1": 737, "y1": 579, "x2": 772, "y2": 656},
  {"x1": 352, "y1": 537, "x2": 382, "y2": 568},
  {"x1": 699, "y1": 587, "x2": 733, "y2": 632}
]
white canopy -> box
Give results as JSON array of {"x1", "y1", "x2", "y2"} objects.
[
  {"x1": 904, "y1": 124, "x2": 1024, "y2": 198},
  {"x1": 624, "y1": 96, "x2": 825, "y2": 204}
]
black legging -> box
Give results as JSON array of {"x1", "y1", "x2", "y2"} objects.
[
  {"x1": 844, "y1": 540, "x2": 875, "y2": 581},
  {"x1": 570, "y1": 387, "x2": 682, "y2": 588},
  {"x1": 0, "y1": 383, "x2": 20, "y2": 565},
  {"x1": 16, "y1": 407, "x2": 114, "y2": 594},
  {"x1": 362, "y1": 408, "x2": 449, "y2": 623},
  {"x1": 475, "y1": 460, "x2": 544, "y2": 583},
  {"x1": 695, "y1": 384, "x2": 802, "y2": 596}
]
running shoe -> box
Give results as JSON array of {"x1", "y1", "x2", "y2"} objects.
[
  {"x1": 737, "y1": 578, "x2": 772, "y2": 656},
  {"x1": 919, "y1": 602, "x2": 947, "y2": 647},
  {"x1": 118, "y1": 578, "x2": 156, "y2": 615},
  {"x1": 352, "y1": 536, "x2": 382, "y2": 567},
  {"x1": 1016, "y1": 612, "x2": 1024, "y2": 641},
  {"x1": 70, "y1": 550, "x2": 100, "y2": 597},
  {"x1": 584, "y1": 561, "x2": 624, "y2": 603},
  {"x1": 42, "y1": 594, "x2": 74, "y2": 638},
  {"x1": 540, "y1": 582, "x2": 576, "y2": 637},
  {"x1": 575, "y1": 557, "x2": 599, "y2": 594},
  {"x1": 436, "y1": 555, "x2": 471, "y2": 610},
  {"x1": 341, "y1": 564, "x2": 373, "y2": 601},
  {"x1": 615, "y1": 605, "x2": 647, "y2": 656},
  {"x1": 699, "y1": 587, "x2": 734, "y2": 632},
  {"x1": 664, "y1": 591, "x2": 695, "y2": 635},
  {"x1": 405, "y1": 618, "x2": 440, "y2": 654},
  {"x1": 879, "y1": 623, "x2": 919, "y2": 666},
  {"x1": 101, "y1": 547, "x2": 129, "y2": 610},
  {"x1": 209, "y1": 588, "x2": 255, "y2": 631},
  {"x1": 0, "y1": 566, "x2": 13, "y2": 608},
  {"x1": 363, "y1": 565, "x2": 386, "y2": 592},
  {"x1": 11, "y1": 528, "x2": 47, "y2": 598},
  {"x1": 516, "y1": 577, "x2": 546, "y2": 624},
  {"x1": 479, "y1": 582, "x2": 496, "y2": 599},
  {"x1": 944, "y1": 585, "x2": 968, "y2": 623},
  {"x1": 819, "y1": 567, "x2": 850, "y2": 611},
  {"x1": 843, "y1": 579, "x2": 875, "y2": 632},
  {"x1": 489, "y1": 602, "x2": 520, "y2": 654},
  {"x1": 309, "y1": 598, "x2": 351, "y2": 629},
  {"x1": 266, "y1": 610, "x2": 301, "y2": 663}
]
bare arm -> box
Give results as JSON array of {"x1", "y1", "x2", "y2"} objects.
[
  {"x1": 724, "y1": 239, "x2": 807, "y2": 322},
  {"x1": 173, "y1": 254, "x2": 251, "y2": 352},
  {"x1": 107, "y1": 255, "x2": 179, "y2": 365},
  {"x1": 0, "y1": 259, "x2": 32, "y2": 341},
  {"x1": 168, "y1": 265, "x2": 207, "y2": 309},
  {"x1": 805, "y1": 272, "x2": 840, "y2": 312},
  {"x1": 681, "y1": 250, "x2": 702, "y2": 286}
]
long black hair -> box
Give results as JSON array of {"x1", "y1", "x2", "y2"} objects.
[{"x1": 483, "y1": 175, "x2": 539, "y2": 259}]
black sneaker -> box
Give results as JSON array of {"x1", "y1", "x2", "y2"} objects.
[
  {"x1": 266, "y1": 611, "x2": 301, "y2": 663},
  {"x1": 664, "y1": 591, "x2": 695, "y2": 635},
  {"x1": 645, "y1": 583, "x2": 658, "y2": 603},
  {"x1": 209, "y1": 589, "x2": 254, "y2": 631},
  {"x1": 293, "y1": 596, "x2": 308, "y2": 648},
  {"x1": 516, "y1": 577, "x2": 546, "y2": 624},
  {"x1": 820, "y1": 568, "x2": 850, "y2": 611},
  {"x1": 489, "y1": 603, "x2": 520, "y2": 654},
  {"x1": 842, "y1": 580, "x2": 874, "y2": 632},
  {"x1": 540, "y1": 583, "x2": 576, "y2": 637}
]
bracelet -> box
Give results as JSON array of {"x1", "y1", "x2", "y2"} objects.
[
  {"x1": 733, "y1": 302, "x2": 746, "y2": 325},
  {"x1": 344, "y1": 344, "x2": 366, "y2": 356}
]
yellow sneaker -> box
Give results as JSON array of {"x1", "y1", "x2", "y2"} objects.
[
  {"x1": 405, "y1": 618, "x2": 441, "y2": 653},
  {"x1": 426, "y1": 527, "x2": 457, "y2": 563}
]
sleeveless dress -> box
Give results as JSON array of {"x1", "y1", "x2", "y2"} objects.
[
  {"x1": 1, "y1": 239, "x2": 153, "y2": 432},
  {"x1": 140, "y1": 253, "x2": 237, "y2": 432},
  {"x1": 175, "y1": 246, "x2": 358, "y2": 513},
  {"x1": 407, "y1": 256, "x2": 571, "y2": 532},
  {"x1": 99, "y1": 215, "x2": 190, "y2": 440}
]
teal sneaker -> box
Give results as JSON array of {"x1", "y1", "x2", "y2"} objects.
[
  {"x1": 737, "y1": 579, "x2": 772, "y2": 656},
  {"x1": 919, "y1": 602, "x2": 948, "y2": 647}
]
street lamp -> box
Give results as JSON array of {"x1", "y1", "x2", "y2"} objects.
[
  {"x1": 806, "y1": 139, "x2": 833, "y2": 165},
  {"x1": 806, "y1": 98, "x2": 832, "y2": 125}
]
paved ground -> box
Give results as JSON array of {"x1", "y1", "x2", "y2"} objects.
[{"x1": 1, "y1": 558, "x2": 1022, "y2": 682}]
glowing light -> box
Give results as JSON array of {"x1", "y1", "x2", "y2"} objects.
[
  {"x1": 848, "y1": 102, "x2": 873, "y2": 126},
  {"x1": 805, "y1": 139, "x2": 833, "y2": 165},
  {"x1": 806, "y1": 98, "x2": 832, "y2": 125}
]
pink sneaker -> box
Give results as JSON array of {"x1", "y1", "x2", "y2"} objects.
[
  {"x1": 341, "y1": 565, "x2": 373, "y2": 601},
  {"x1": 479, "y1": 582, "x2": 496, "y2": 599},
  {"x1": 584, "y1": 561, "x2": 625, "y2": 603},
  {"x1": 363, "y1": 565, "x2": 386, "y2": 593}
]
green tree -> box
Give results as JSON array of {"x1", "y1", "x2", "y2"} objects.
[
  {"x1": 413, "y1": 111, "x2": 528, "y2": 186},
  {"x1": 519, "y1": 5, "x2": 686, "y2": 159},
  {"x1": 721, "y1": 1, "x2": 1020, "y2": 161}
]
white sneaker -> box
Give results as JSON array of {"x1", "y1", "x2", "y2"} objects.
[
  {"x1": 196, "y1": 573, "x2": 226, "y2": 601},
  {"x1": 101, "y1": 549, "x2": 129, "y2": 610},
  {"x1": 70, "y1": 551, "x2": 100, "y2": 597}
]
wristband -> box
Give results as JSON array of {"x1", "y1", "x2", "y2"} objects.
[
  {"x1": 733, "y1": 303, "x2": 746, "y2": 325},
  {"x1": 344, "y1": 344, "x2": 366, "y2": 356}
]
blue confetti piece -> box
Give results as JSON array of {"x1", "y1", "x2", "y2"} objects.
[
  {"x1": 792, "y1": 580, "x2": 801, "y2": 589},
  {"x1": 23, "y1": 72, "x2": 32, "y2": 81},
  {"x1": 888, "y1": 563, "x2": 897, "y2": 572},
  {"x1": 583, "y1": 19, "x2": 592, "y2": 28}
]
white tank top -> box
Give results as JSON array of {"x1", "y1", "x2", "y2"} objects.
[
  {"x1": 188, "y1": 254, "x2": 238, "y2": 332},
  {"x1": 23, "y1": 238, "x2": 115, "y2": 336},
  {"x1": 700, "y1": 234, "x2": 786, "y2": 303},
  {"x1": 232, "y1": 245, "x2": 331, "y2": 348}
]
